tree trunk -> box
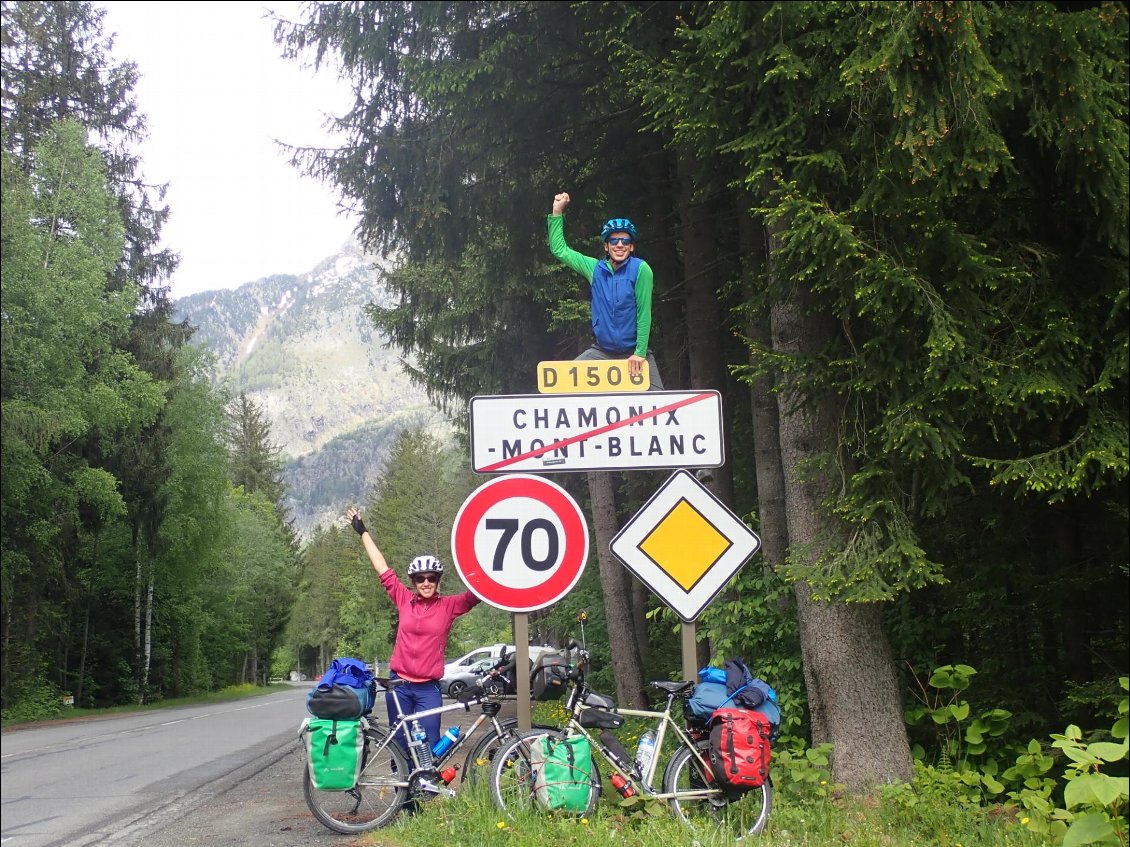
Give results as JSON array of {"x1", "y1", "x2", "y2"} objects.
[
  {"x1": 738, "y1": 206, "x2": 789, "y2": 573},
  {"x1": 1055, "y1": 503, "x2": 1091, "y2": 684},
  {"x1": 134, "y1": 529, "x2": 143, "y2": 697},
  {"x1": 676, "y1": 152, "x2": 734, "y2": 507},
  {"x1": 587, "y1": 472, "x2": 647, "y2": 707},
  {"x1": 643, "y1": 148, "x2": 687, "y2": 389},
  {"x1": 76, "y1": 605, "x2": 90, "y2": 705},
  {"x1": 141, "y1": 571, "x2": 154, "y2": 704},
  {"x1": 631, "y1": 577, "x2": 649, "y2": 668},
  {"x1": 771, "y1": 277, "x2": 913, "y2": 792}
]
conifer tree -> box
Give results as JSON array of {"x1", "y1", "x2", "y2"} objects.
[
  {"x1": 227, "y1": 392, "x2": 288, "y2": 508},
  {"x1": 624, "y1": 0, "x2": 1128, "y2": 789}
]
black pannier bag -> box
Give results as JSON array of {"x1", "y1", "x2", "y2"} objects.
[{"x1": 530, "y1": 650, "x2": 569, "y2": 701}]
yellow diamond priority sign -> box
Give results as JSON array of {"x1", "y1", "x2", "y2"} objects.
[{"x1": 610, "y1": 470, "x2": 761, "y2": 622}]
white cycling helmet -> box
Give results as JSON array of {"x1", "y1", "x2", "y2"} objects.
[{"x1": 407, "y1": 555, "x2": 444, "y2": 576}]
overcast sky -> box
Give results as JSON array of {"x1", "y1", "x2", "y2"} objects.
[{"x1": 99, "y1": 1, "x2": 359, "y2": 300}]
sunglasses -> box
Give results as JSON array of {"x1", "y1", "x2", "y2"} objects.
[
  {"x1": 606, "y1": 237, "x2": 633, "y2": 246},
  {"x1": 411, "y1": 574, "x2": 440, "y2": 585}
]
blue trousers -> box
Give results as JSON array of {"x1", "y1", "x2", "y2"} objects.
[{"x1": 385, "y1": 675, "x2": 442, "y2": 759}]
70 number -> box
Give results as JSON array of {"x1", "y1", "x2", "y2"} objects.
[{"x1": 485, "y1": 518, "x2": 559, "y2": 572}]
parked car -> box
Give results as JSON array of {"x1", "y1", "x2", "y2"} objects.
[
  {"x1": 440, "y1": 645, "x2": 569, "y2": 699},
  {"x1": 442, "y1": 644, "x2": 514, "y2": 679},
  {"x1": 442, "y1": 643, "x2": 559, "y2": 680},
  {"x1": 440, "y1": 657, "x2": 509, "y2": 698}
]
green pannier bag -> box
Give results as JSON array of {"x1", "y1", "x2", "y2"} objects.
[
  {"x1": 529, "y1": 733, "x2": 594, "y2": 812},
  {"x1": 302, "y1": 716, "x2": 365, "y2": 790}
]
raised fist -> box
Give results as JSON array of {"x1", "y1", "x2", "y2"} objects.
[{"x1": 551, "y1": 192, "x2": 571, "y2": 215}]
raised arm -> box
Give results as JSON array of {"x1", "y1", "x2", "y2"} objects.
[
  {"x1": 346, "y1": 506, "x2": 389, "y2": 576},
  {"x1": 547, "y1": 191, "x2": 597, "y2": 278}
]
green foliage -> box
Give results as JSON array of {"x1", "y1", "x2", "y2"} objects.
[
  {"x1": 1, "y1": 679, "x2": 66, "y2": 724},
  {"x1": 771, "y1": 741, "x2": 842, "y2": 802},
  {"x1": 1046, "y1": 677, "x2": 1129, "y2": 847},
  {"x1": 227, "y1": 392, "x2": 288, "y2": 510},
  {"x1": 367, "y1": 427, "x2": 472, "y2": 567},
  {"x1": 1, "y1": 118, "x2": 163, "y2": 704},
  {"x1": 905, "y1": 664, "x2": 1015, "y2": 765},
  {"x1": 899, "y1": 666, "x2": 1129, "y2": 847},
  {"x1": 623, "y1": 0, "x2": 1129, "y2": 606},
  {"x1": 284, "y1": 523, "x2": 374, "y2": 669},
  {"x1": 206, "y1": 486, "x2": 299, "y2": 679}
]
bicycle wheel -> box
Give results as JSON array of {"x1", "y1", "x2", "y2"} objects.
[
  {"x1": 663, "y1": 744, "x2": 772, "y2": 839},
  {"x1": 489, "y1": 730, "x2": 599, "y2": 817},
  {"x1": 303, "y1": 726, "x2": 409, "y2": 834},
  {"x1": 462, "y1": 719, "x2": 556, "y2": 785}
]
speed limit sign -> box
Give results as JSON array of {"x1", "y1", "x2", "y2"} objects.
[{"x1": 450, "y1": 474, "x2": 589, "y2": 612}]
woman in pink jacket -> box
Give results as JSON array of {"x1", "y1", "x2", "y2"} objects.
[{"x1": 346, "y1": 506, "x2": 480, "y2": 754}]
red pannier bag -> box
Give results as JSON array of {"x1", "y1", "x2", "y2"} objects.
[{"x1": 707, "y1": 707, "x2": 772, "y2": 789}]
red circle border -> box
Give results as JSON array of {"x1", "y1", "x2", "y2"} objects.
[{"x1": 451, "y1": 475, "x2": 588, "y2": 611}]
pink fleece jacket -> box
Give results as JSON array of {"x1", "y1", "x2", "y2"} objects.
[{"x1": 380, "y1": 569, "x2": 480, "y2": 681}]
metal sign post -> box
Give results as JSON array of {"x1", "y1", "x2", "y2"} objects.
[
  {"x1": 681, "y1": 622, "x2": 697, "y2": 684},
  {"x1": 513, "y1": 613, "x2": 531, "y2": 731}
]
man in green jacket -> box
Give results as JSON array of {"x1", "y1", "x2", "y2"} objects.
[{"x1": 548, "y1": 191, "x2": 664, "y2": 390}]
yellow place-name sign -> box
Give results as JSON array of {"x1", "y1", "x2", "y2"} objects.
[{"x1": 537, "y1": 360, "x2": 649, "y2": 393}]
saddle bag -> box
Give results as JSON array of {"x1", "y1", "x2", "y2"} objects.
[
  {"x1": 301, "y1": 717, "x2": 366, "y2": 790},
  {"x1": 530, "y1": 734, "x2": 595, "y2": 812},
  {"x1": 707, "y1": 708, "x2": 772, "y2": 790},
  {"x1": 531, "y1": 651, "x2": 570, "y2": 701}
]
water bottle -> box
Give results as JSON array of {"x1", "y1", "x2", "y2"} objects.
[
  {"x1": 635, "y1": 730, "x2": 657, "y2": 773},
  {"x1": 635, "y1": 730, "x2": 657, "y2": 778},
  {"x1": 411, "y1": 719, "x2": 434, "y2": 768},
  {"x1": 432, "y1": 726, "x2": 461, "y2": 758}
]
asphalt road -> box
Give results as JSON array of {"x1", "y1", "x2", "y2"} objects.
[
  {"x1": 132, "y1": 733, "x2": 357, "y2": 847},
  {"x1": 134, "y1": 697, "x2": 519, "y2": 846},
  {"x1": 1, "y1": 686, "x2": 516, "y2": 847}
]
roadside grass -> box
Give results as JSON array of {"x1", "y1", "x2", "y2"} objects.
[
  {"x1": 354, "y1": 776, "x2": 1053, "y2": 847},
  {"x1": 0, "y1": 681, "x2": 290, "y2": 730}
]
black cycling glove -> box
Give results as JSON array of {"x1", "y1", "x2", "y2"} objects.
[{"x1": 351, "y1": 514, "x2": 367, "y2": 536}]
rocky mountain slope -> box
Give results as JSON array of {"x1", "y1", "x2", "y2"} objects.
[{"x1": 174, "y1": 241, "x2": 451, "y2": 538}]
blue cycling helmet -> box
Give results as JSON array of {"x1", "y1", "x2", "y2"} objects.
[{"x1": 600, "y1": 218, "x2": 637, "y2": 242}]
